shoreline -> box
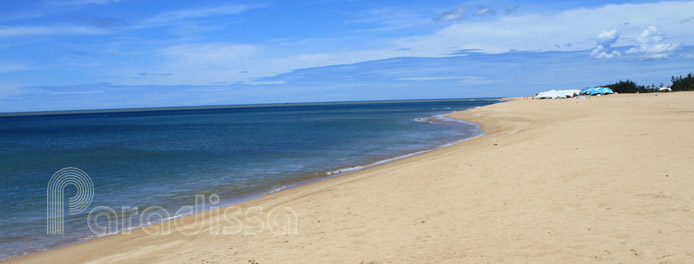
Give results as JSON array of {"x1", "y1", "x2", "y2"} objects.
[
  {"x1": 7, "y1": 92, "x2": 694, "y2": 263},
  {"x1": 2, "y1": 106, "x2": 493, "y2": 262}
]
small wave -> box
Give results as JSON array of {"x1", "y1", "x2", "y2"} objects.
[
  {"x1": 316, "y1": 124, "x2": 485, "y2": 180},
  {"x1": 263, "y1": 185, "x2": 289, "y2": 195},
  {"x1": 326, "y1": 165, "x2": 365, "y2": 175},
  {"x1": 415, "y1": 113, "x2": 467, "y2": 125}
]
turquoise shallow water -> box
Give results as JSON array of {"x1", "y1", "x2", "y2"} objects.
[{"x1": 0, "y1": 99, "x2": 499, "y2": 260}]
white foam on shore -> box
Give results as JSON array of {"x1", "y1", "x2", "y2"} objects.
[
  {"x1": 253, "y1": 109, "x2": 486, "y2": 199},
  {"x1": 309, "y1": 111, "x2": 485, "y2": 180}
]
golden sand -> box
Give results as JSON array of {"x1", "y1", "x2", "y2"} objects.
[{"x1": 8, "y1": 92, "x2": 694, "y2": 263}]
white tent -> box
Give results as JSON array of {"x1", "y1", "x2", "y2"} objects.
[{"x1": 535, "y1": 90, "x2": 581, "y2": 99}]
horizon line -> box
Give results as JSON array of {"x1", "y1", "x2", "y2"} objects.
[{"x1": 0, "y1": 97, "x2": 503, "y2": 117}]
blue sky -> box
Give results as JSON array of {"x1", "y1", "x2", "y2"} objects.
[{"x1": 1, "y1": 0, "x2": 693, "y2": 112}]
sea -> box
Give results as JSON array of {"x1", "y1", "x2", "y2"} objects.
[{"x1": 0, "y1": 99, "x2": 499, "y2": 260}]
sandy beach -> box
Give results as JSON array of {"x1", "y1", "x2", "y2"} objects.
[{"x1": 8, "y1": 92, "x2": 694, "y2": 263}]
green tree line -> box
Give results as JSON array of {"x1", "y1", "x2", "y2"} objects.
[
  {"x1": 671, "y1": 73, "x2": 694, "y2": 91},
  {"x1": 601, "y1": 80, "x2": 652, "y2": 93},
  {"x1": 599, "y1": 72, "x2": 694, "y2": 93}
]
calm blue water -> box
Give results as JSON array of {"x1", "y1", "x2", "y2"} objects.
[{"x1": 0, "y1": 99, "x2": 498, "y2": 260}]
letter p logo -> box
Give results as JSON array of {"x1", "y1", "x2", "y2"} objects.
[{"x1": 47, "y1": 167, "x2": 94, "y2": 235}]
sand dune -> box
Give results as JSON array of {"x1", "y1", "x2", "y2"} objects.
[{"x1": 8, "y1": 92, "x2": 694, "y2": 263}]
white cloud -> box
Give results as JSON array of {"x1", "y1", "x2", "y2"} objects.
[
  {"x1": 46, "y1": 0, "x2": 119, "y2": 6},
  {"x1": 398, "y1": 76, "x2": 497, "y2": 85},
  {"x1": 0, "y1": 11, "x2": 46, "y2": 21},
  {"x1": 401, "y1": 1, "x2": 694, "y2": 54},
  {"x1": 434, "y1": 7, "x2": 468, "y2": 23},
  {"x1": 596, "y1": 29, "x2": 620, "y2": 47},
  {"x1": 591, "y1": 29, "x2": 621, "y2": 59},
  {"x1": 146, "y1": 44, "x2": 411, "y2": 85},
  {"x1": 0, "y1": 61, "x2": 31, "y2": 73},
  {"x1": 474, "y1": 7, "x2": 496, "y2": 17},
  {"x1": 0, "y1": 25, "x2": 106, "y2": 37},
  {"x1": 459, "y1": 76, "x2": 499, "y2": 86},
  {"x1": 591, "y1": 45, "x2": 620, "y2": 59},
  {"x1": 145, "y1": 4, "x2": 259, "y2": 24},
  {"x1": 50, "y1": 90, "x2": 104, "y2": 95},
  {"x1": 398, "y1": 76, "x2": 462, "y2": 81},
  {"x1": 626, "y1": 26, "x2": 679, "y2": 59},
  {"x1": 244, "y1": 80, "x2": 287, "y2": 85}
]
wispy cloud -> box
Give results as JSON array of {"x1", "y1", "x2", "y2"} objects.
[
  {"x1": 399, "y1": 76, "x2": 498, "y2": 86},
  {"x1": 70, "y1": 15, "x2": 128, "y2": 29},
  {"x1": 458, "y1": 76, "x2": 500, "y2": 86},
  {"x1": 434, "y1": 6, "x2": 497, "y2": 23},
  {"x1": 0, "y1": 11, "x2": 46, "y2": 21},
  {"x1": 161, "y1": 43, "x2": 261, "y2": 65},
  {"x1": 244, "y1": 80, "x2": 287, "y2": 85},
  {"x1": 434, "y1": 7, "x2": 468, "y2": 23},
  {"x1": 474, "y1": 7, "x2": 496, "y2": 17},
  {"x1": 47, "y1": 0, "x2": 120, "y2": 6},
  {"x1": 344, "y1": 8, "x2": 430, "y2": 32},
  {"x1": 49, "y1": 90, "x2": 104, "y2": 95},
  {"x1": 118, "y1": 43, "x2": 266, "y2": 85},
  {"x1": 398, "y1": 76, "x2": 463, "y2": 81},
  {"x1": 0, "y1": 25, "x2": 107, "y2": 37},
  {"x1": 0, "y1": 61, "x2": 31, "y2": 73},
  {"x1": 45, "y1": 0, "x2": 120, "y2": 6},
  {"x1": 145, "y1": 4, "x2": 260, "y2": 24},
  {"x1": 0, "y1": 83, "x2": 23, "y2": 98}
]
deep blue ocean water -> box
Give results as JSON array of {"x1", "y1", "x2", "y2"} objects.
[{"x1": 0, "y1": 99, "x2": 499, "y2": 260}]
